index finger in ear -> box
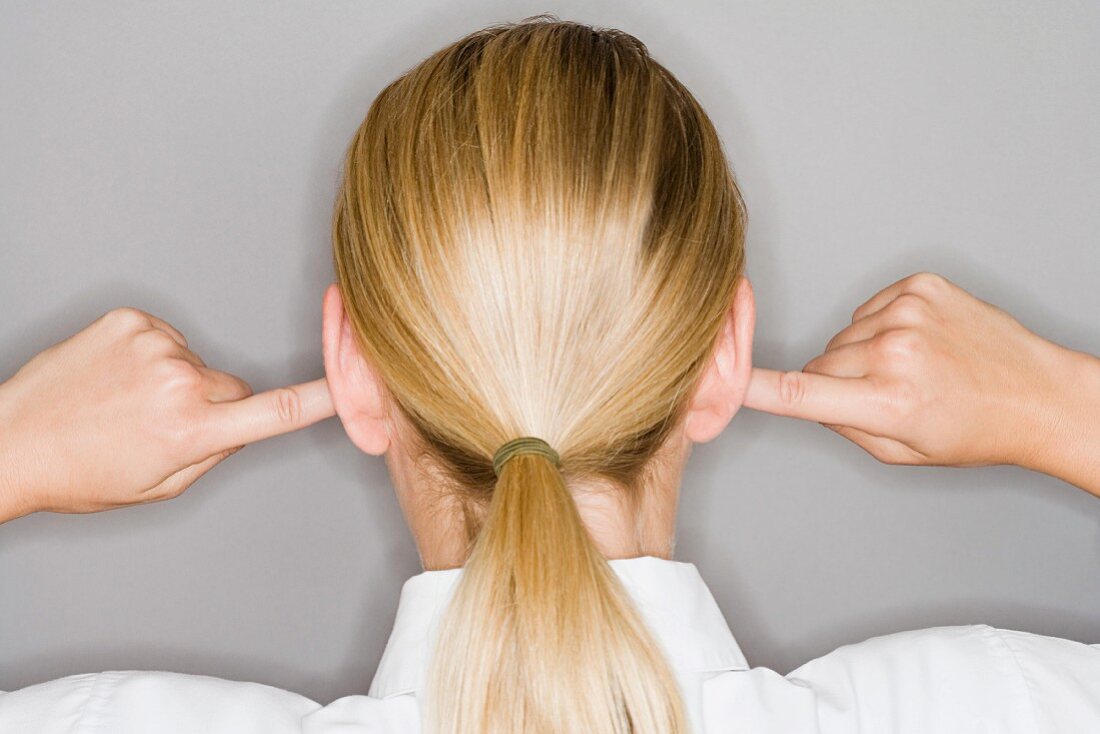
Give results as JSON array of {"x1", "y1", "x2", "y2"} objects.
[
  {"x1": 198, "y1": 377, "x2": 336, "y2": 453},
  {"x1": 744, "y1": 367, "x2": 885, "y2": 432}
]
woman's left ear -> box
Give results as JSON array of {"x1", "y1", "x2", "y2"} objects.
[
  {"x1": 321, "y1": 282, "x2": 392, "y2": 456},
  {"x1": 684, "y1": 275, "x2": 756, "y2": 444}
]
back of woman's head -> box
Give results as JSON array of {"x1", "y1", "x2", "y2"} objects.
[{"x1": 332, "y1": 14, "x2": 746, "y2": 734}]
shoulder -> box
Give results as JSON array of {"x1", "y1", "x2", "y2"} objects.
[
  {"x1": 0, "y1": 670, "x2": 419, "y2": 734},
  {"x1": 703, "y1": 625, "x2": 1100, "y2": 734}
]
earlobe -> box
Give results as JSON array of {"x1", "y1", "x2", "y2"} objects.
[
  {"x1": 321, "y1": 282, "x2": 392, "y2": 456},
  {"x1": 684, "y1": 275, "x2": 756, "y2": 444}
]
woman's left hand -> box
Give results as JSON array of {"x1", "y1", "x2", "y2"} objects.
[
  {"x1": 743, "y1": 272, "x2": 1095, "y2": 480},
  {"x1": 0, "y1": 307, "x2": 335, "y2": 523}
]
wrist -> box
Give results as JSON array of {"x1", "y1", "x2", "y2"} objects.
[
  {"x1": 1016, "y1": 344, "x2": 1100, "y2": 494},
  {"x1": 0, "y1": 380, "x2": 36, "y2": 523}
]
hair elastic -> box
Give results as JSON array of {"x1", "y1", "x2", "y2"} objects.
[{"x1": 492, "y1": 436, "x2": 561, "y2": 477}]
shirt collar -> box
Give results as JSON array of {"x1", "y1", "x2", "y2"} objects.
[{"x1": 368, "y1": 555, "x2": 748, "y2": 699}]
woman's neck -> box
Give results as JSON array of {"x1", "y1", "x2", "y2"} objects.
[{"x1": 386, "y1": 425, "x2": 692, "y2": 571}]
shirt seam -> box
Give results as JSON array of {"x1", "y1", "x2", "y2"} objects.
[
  {"x1": 74, "y1": 671, "x2": 122, "y2": 734},
  {"x1": 984, "y1": 625, "x2": 1044, "y2": 734}
]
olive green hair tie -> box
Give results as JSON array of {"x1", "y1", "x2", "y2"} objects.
[{"x1": 492, "y1": 436, "x2": 561, "y2": 477}]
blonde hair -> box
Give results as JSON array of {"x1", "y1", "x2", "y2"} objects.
[{"x1": 332, "y1": 15, "x2": 746, "y2": 734}]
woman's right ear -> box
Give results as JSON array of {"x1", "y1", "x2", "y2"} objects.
[
  {"x1": 683, "y1": 275, "x2": 756, "y2": 444},
  {"x1": 321, "y1": 282, "x2": 392, "y2": 456}
]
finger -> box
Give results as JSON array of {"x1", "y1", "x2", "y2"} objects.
[
  {"x1": 803, "y1": 340, "x2": 873, "y2": 378},
  {"x1": 744, "y1": 367, "x2": 885, "y2": 431},
  {"x1": 826, "y1": 294, "x2": 925, "y2": 351},
  {"x1": 144, "y1": 314, "x2": 189, "y2": 348},
  {"x1": 140, "y1": 325, "x2": 206, "y2": 369},
  {"x1": 144, "y1": 446, "x2": 241, "y2": 501},
  {"x1": 196, "y1": 365, "x2": 253, "y2": 403},
  {"x1": 199, "y1": 377, "x2": 335, "y2": 452},
  {"x1": 851, "y1": 274, "x2": 924, "y2": 322},
  {"x1": 134, "y1": 312, "x2": 207, "y2": 367},
  {"x1": 825, "y1": 317, "x2": 878, "y2": 353},
  {"x1": 823, "y1": 423, "x2": 926, "y2": 465},
  {"x1": 164, "y1": 346, "x2": 208, "y2": 370}
]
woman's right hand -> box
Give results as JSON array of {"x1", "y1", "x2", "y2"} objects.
[
  {"x1": 0, "y1": 307, "x2": 335, "y2": 523},
  {"x1": 745, "y1": 272, "x2": 1100, "y2": 495}
]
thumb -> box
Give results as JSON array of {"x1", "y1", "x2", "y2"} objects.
[
  {"x1": 744, "y1": 367, "x2": 884, "y2": 432},
  {"x1": 200, "y1": 377, "x2": 336, "y2": 453},
  {"x1": 145, "y1": 446, "x2": 240, "y2": 501}
]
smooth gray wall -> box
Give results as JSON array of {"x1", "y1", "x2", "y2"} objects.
[{"x1": 2, "y1": 0, "x2": 1098, "y2": 703}]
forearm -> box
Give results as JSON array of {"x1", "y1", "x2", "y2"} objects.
[{"x1": 1019, "y1": 347, "x2": 1100, "y2": 497}]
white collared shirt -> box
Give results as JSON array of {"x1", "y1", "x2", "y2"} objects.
[{"x1": 3, "y1": 555, "x2": 1100, "y2": 732}]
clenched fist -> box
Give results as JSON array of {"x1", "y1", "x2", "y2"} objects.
[
  {"x1": 0, "y1": 307, "x2": 335, "y2": 522},
  {"x1": 745, "y1": 272, "x2": 1100, "y2": 495}
]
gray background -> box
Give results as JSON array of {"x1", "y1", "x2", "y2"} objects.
[{"x1": 2, "y1": 0, "x2": 1098, "y2": 703}]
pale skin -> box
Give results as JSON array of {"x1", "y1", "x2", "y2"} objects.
[{"x1": 1, "y1": 273, "x2": 1099, "y2": 573}]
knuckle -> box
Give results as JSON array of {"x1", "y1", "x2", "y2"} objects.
[
  {"x1": 874, "y1": 329, "x2": 921, "y2": 361},
  {"x1": 105, "y1": 306, "x2": 150, "y2": 330},
  {"x1": 135, "y1": 328, "x2": 181, "y2": 356},
  {"x1": 777, "y1": 370, "x2": 808, "y2": 407},
  {"x1": 159, "y1": 358, "x2": 202, "y2": 390},
  {"x1": 272, "y1": 386, "x2": 304, "y2": 427},
  {"x1": 885, "y1": 293, "x2": 927, "y2": 323},
  {"x1": 906, "y1": 271, "x2": 948, "y2": 296},
  {"x1": 147, "y1": 366, "x2": 205, "y2": 445}
]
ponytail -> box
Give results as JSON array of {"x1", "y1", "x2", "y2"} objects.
[{"x1": 424, "y1": 451, "x2": 688, "y2": 734}]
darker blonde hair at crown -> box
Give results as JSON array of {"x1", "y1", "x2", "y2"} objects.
[{"x1": 332, "y1": 14, "x2": 746, "y2": 734}]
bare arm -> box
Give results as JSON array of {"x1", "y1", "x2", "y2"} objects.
[{"x1": 1013, "y1": 349, "x2": 1100, "y2": 495}]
